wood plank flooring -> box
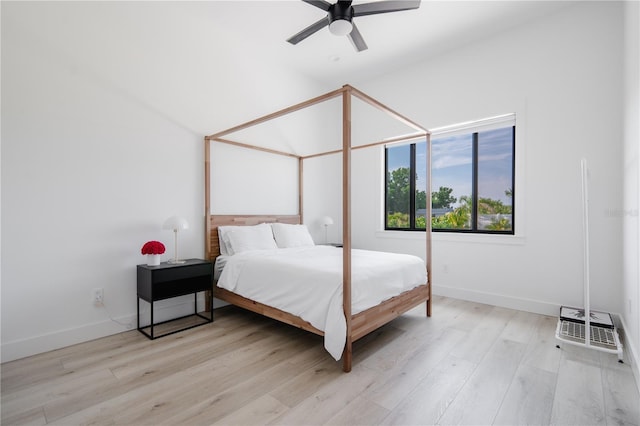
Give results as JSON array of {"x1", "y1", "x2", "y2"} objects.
[{"x1": 2, "y1": 296, "x2": 638, "y2": 425}]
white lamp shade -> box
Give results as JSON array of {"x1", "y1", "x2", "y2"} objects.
[
  {"x1": 320, "y1": 216, "x2": 334, "y2": 226},
  {"x1": 163, "y1": 215, "x2": 189, "y2": 231}
]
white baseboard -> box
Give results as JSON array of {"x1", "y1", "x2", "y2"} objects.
[
  {"x1": 433, "y1": 284, "x2": 559, "y2": 317},
  {"x1": 619, "y1": 315, "x2": 640, "y2": 394},
  {"x1": 213, "y1": 298, "x2": 230, "y2": 309},
  {"x1": 1, "y1": 314, "x2": 136, "y2": 363},
  {"x1": 1, "y1": 298, "x2": 204, "y2": 363}
]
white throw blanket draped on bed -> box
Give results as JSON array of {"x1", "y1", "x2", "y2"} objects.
[{"x1": 216, "y1": 245, "x2": 427, "y2": 360}]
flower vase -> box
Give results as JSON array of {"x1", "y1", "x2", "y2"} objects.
[{"x1": 147, "y1": 254, "x2": 161, "y2": 266}]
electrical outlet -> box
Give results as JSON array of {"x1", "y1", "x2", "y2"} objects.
[
  {"x1": 443, "y1": 264, "x2": 449, "y2": 273},
  {"x1": 93, "y1": 288, "x2": 104, "y2": 305}
]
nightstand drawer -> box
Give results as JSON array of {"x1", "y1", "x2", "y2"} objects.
[
  {"x1": 152, "y1": 263, "x2": 212, "y2": 284},
  {"x1": 152, "y1": 275, "x2": 211, "y2": 300},
  {"x1": 137, "y1": 259, "x2": 213, "y2": 302}
]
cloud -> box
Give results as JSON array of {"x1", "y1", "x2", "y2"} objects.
[
  {"x1": 479, "y1": 152, "x2": 511, "y2": 163},
  {"x1": 432, "y1": 134, "x2": 472, "y2": 170},
  {"x1": 433, "y1": 155, "x2": 472, "y2": 170}
]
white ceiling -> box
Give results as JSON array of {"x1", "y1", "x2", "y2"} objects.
[{"x1": 188, "y1": 0, "x2": 573, "y2": 86}]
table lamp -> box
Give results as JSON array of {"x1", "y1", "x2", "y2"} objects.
[
  {"x1": 163, "y1": 215, "x2": 189, "y2": 264},
  {"x1": 320, "y1": 216, "x2": 333, "y2": 244}
]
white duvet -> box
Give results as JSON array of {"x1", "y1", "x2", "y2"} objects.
[{"x1": 216, "y1": 245, "x2": 427, "y2": 360}]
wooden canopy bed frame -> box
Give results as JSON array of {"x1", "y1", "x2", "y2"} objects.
[{"x1": 204, "y1": 84, "x2": 432, "y2": 372}]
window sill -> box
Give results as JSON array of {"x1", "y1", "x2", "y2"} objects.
[{"x1": 375, "y1": 230, "x2": 526, "y2": 246}]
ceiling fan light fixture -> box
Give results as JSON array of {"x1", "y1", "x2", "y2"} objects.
[
  {"x1": 329, "y1": 19, "x2": 353, "y2": 36},
  {"x1": 287, "y1": 0, "x2": 421, "y2": 52}
]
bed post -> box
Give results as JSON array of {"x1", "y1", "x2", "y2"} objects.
[
  {"x1": 205, "y1": 136, "x2": 212, "y2": 312},
  {"x1": 342, "y1": 86, "x2": 353, "y2": 372},
  {"x1": 205, "y1": 137, "x2": 211, "y2": 259},
  {"x1": 425, "y1": 131, "x2": 432, "y2": 317},
  {"x1": 299, "y1": 157, "x2": 304, "y2": 223}
]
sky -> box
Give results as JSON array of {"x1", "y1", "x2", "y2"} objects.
[{"x1": 388, "y1": 126, "x2": 514, "y2": 207}]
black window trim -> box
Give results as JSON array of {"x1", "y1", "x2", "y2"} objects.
[{"x1": 385, "y1": 120, "x2": 515, "y2": 235}]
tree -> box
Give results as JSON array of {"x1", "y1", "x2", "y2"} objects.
[
  {"x1": 387, "y1": 212, "x2": 409, "y2": 228},
  {"x1": 478, "y1": 197, "x2": 512, "y2": 215},
  {"x1": 416, "y1": 189, "x2": 427, "y2": 210},
  {"x1": 432, "y1": 195, "x2": 471, "y2": 229},
  {"x1": 431, "y1": 194, "x2": 512, "y2": 231},
  {"x1": 432, "y1": 186, "x2": 456, "y2": 209},
  {"x1": 486, "y1": 217, "x2": 511, "y2": 230},
  {"x1": 386, "y1": 167, "x2": 410, "y2": 214},
  {"x1": 505, "y1": 188, "x2": 513, "y2": 199}
]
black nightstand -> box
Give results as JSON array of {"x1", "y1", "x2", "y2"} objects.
[
  {"x1": 137, "y1": 258, "x2": 213, "y2": 339},
  {"x1": 323, "y1": 243, "x2": 343, "y2": 248}
]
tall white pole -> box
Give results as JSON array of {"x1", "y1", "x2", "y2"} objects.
[{"x1": 581, "y1": 158, "x2": 591, "y2": 346}]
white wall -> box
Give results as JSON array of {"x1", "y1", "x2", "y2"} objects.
[
  {"x1": 210, "y1": 143, "x2": 299, "y2": 215},
  {"x1": 1, "y1": 2, "x2": 324, "y2": 361},
  {"x1": 346, "y1": 2, "x2": 625, "y2": 318},
  {"x1": 302, "y1": 154, "x2": 344, "y2": 245},
  {"x1": 622, "y1": 0, "x2": 640, "y2": 389}
]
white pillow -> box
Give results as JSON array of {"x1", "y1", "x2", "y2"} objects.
[
  {"x1": 217, "y1": 226, "x2": 239, "y2": 256},
  {"x1": 271, "y1": 223, "x2": 315, "y2": 248},
  {"x1": 225, "y1": 223, "x2": 278, "y2": 254}
]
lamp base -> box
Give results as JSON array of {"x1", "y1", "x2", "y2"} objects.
[{"x1": 167, "y1": 259, "x2": 186, "y2": 264}]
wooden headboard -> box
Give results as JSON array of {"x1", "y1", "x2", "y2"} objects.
[{"x1": 207, "y1": 214, "x2": 301, "y2": 262}]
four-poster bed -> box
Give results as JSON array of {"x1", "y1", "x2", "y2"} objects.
[{"x1": 204, "y1": 85, "x2": 432, "y2": 372}]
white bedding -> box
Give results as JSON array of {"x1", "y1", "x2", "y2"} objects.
[{"x1": 216, "y1": 245, "x2": 427, "y2": 360}]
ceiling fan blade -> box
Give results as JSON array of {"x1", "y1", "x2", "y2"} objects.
[
  {"x1": 348, "y1": 22, "x2": 368, "y2": 52},
  {"x1": 287, "y1": 17, "x2": 329, "y2": 45},
  {"x1": 302, "y1": 0, "x2": 332, "y2": 11},
  {"x1": 353, "y1": 0, "x2": 420, "y2": 17}
]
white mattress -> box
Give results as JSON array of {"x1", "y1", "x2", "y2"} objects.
[{"x1": 215, "y1": 245, "x2": 427, "y2": 360}]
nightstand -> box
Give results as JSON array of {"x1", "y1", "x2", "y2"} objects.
[
  {"x1": 323, "y1": 243, "x2": 343, "y2": 247},
  {"x1": 137, "y1": 258, "x2": 213, "y2": 339}
]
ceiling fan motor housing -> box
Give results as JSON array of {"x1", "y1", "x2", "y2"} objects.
[{"x1": 328, "y1": 1, "x2": 354, "y2": 36}]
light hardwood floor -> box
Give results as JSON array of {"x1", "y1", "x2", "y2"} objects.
[{"x1": 2, "y1": 296, "x2": 638, "y2": 425}]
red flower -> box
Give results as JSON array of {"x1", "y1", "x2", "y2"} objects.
[{"x1": 141, "y1": 240, "x2": 165, "y2": 255}]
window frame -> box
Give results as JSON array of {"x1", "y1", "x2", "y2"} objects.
[{"x1": 384, "y1": 114, "x2": 516, "y2": 235}]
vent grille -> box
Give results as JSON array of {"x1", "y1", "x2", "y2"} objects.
[{"x1": 559, "y1": 320, "x2": 617, "y2": 349}]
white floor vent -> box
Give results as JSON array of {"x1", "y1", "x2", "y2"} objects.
[
  {"x1": 555, "y1": 306, "x2": 623, "y2": 362},
  {"x1": 554, "y1": 159, "x2": 624, "y2": 363}
]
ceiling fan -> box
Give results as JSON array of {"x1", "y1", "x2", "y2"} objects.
[{"x1": 287, "y1": 0, "x2": 421, "y2": 52}]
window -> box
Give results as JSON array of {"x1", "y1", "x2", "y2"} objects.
[{"x1": 385, "y1": 114, "x2": 515, "y2": 234}]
